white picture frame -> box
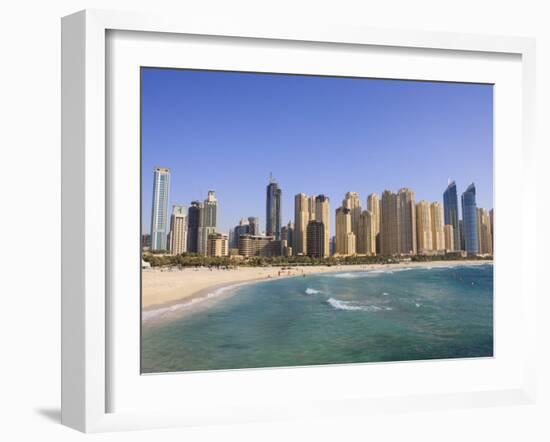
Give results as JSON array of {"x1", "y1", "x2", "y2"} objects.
[{"x1": 61, "y1": 9, "x2": 537, "y2": 433}]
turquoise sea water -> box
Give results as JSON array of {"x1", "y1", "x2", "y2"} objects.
[{"x1": 141, "y1": 263, "x2": 493, "y2": 373}]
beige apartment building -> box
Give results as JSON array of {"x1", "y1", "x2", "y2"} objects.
[
  {"x1": 477, "y1": 208, "x2": 493, "y2": 254},
  {"x1": 430, "y1": 202, "x2": 445, "y2": 252},
  {"x1": 367, "y1": 193, "x2": 380, "y2": 253},
  {"x1": 168, "y1": 204, "x2": 188, "y2": 255},
  {"x1": 294, "y1": 193, "x2": 312, "y2": 255},
  {"x1": 335, "y1": 206, "x2": 356, "y2": 255},
  {"x1": 342, "y1": 191, "x2": 362, "y2": 239},
  {"x1": 357, "y1": 209, "x2": 376, "y2": 255},
  {"x1": 380, "y1": 188, "x2": 417, "y2": 255},
  {"x1": 416, "y1": 200, "x2": 433, "y2": 254}
]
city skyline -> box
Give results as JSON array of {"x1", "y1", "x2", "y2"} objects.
[
  {"x1": 141, "y1": 68, "x2": 493, "y2": 237},
  {"x1": 147, "y1": 167, "x2": 491, "y2": 258}
]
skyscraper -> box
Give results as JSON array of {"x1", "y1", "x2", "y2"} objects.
[
  {"x1": 315, "y1": 194, "x2": 330, "y2": 257},
  {"x1": 150, "y1": 167, "x2": 170, "y2": 251},
  {"x1": 357, "y1": 210, "x2": 376, "y2": 255},
  {"x1": 306, "y1": 220, "x2": 325, "y2": 258},
  {"x1": 266, "y1": 176, "x2": 282, "y2": 240},
  {"x1": 461, "y1": 183, "x2": 479, "y2": 255},
  {"x1": 380, "y1": 190, "x2": 399, "y2": 255},
  {"x1": 343, "y1": 192, "x2": 362, "y2": 239},
  {"x1": 187, "y1": 201, "x2": 201, "y2": 253},
  {"x1": 335, "y1": 207, "x2": 356, "y2": 255},
  {"x1": 198, "y1": 190, "x2": 218, "y2": 255},
  {"x1": 444, "y1": 224, "x2": 454, "y2": 252},
  {"x1": 380, "y1": 188, "x2": 417, "y2": 255},
  {"x1": 443, "y1": 180, "x2": 460, "y2": 251},
  {"x1": 489, "y1": 208, "x2": 494, "y2": 248},
  {"x1": 430, "y1": 202, "x2": 445, "y2": 252},
  {"x1": 398, "y1": 188, "x2": 417, "y2": 255},
  {"x1": 294, "y1": 193, "x2": 311, "y2": 255},
  {"x1": 232, "y1": 218, "x2": 250, "y2": 249},
  {"x1": 280, "y1": 220, "x2": 294, "y2": 251},
  {"x1": 248, "y1": 217, "x2": 260, "y2": 236},
  {"x1": 367, "y1": 193, "x2": 380, "y2": 254},
  {"x1": 459, "y1": 220, "x2": 465, "y2": 251},
  {"x1": 416, "y1": 200, "x2": 433, "y2": 254},
  {"x1": 477, "y1": 208, "x2": 493, "y2": 255},
  {"x1": 169, "y1": 204, "x2": 188, "y2": 255}
]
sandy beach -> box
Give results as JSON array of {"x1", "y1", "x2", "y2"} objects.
[{"x1": 142, "y1": 260, "x2": 491, "y2": 311}]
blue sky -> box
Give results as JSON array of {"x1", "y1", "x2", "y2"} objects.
[{"x1": 141, "y1": 68, "x2": 493, "y2": 236}]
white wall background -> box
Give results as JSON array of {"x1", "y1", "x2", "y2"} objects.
[{"x1": 0, "y1": 1, "x2": 548, "y2": 441}]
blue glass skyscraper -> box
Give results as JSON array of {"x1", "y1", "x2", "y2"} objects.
[
  {"x1": 150, "y1": 167, "x2": 171, "y2": 251},
  {"x1": 461, "y1": 183, "x2": 479, "y2": 255},
  {"x1": 266, "y1": 175, "x2": 282, "y2": 240},
  {"x1": 443, "y1": 180, "x2": 460, "y2": 251}
]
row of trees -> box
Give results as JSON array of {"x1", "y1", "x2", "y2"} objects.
[{"x1": 142, "y1": 251, "x2": 493, "y2": 268}]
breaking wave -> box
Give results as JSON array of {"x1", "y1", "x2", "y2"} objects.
[
  {"x1": 326, "y1": 298, "x2": 392, "y2": 312},
  {"x1": 305, "y1": 288, "x2": 321, "y2": 295}
]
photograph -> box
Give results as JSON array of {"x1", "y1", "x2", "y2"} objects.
[{"x1": 140, "y1": 67, "x2": 494, "y2": 374}]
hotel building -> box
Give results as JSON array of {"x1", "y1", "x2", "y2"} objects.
[
  {"x1": 168, "y1": 205, "x2": 188, "y2": 255},
  {"x1": 443, "y1": 180, "x2": 460, "y2": 251},
  {"x1": 461, "y1": 183, "x2": 479, "y2": 255},
  {"x1": 266, "y1": 176, "x2": 282, "y2": 240},
  {"x1": 238, "y1": 234, "x2": 284, "y2": 257},
  {"x1": 150, "y1": 167, "x2": 170, "y2": 251},
  {"x1": 207, "y1": 232, "x2": 229, "y2": 257}
]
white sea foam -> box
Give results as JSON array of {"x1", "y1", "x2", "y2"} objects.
[
  {"x1": 391, "y1": 267, "x2": 413, "y2": 272},
  {"x1": 305, "y1": 288, "x2": 321, "y2": 295},
  {"x1": 332, "y1": 272, "x2": 369, "y2": 279},
  {"x1": 415, "y1": 303, "x2": 421, "y2": 308},
  {"x1": 326, "y1": 298, "x2": 385, "y2": 312},
  {"x1": 382, "y1": 292, "x2": 390, "y2": 296},
  {"x1": 142, "y1": 281, "x2": 250, "y2": 323},
  {"x1": 332, "y1": 270, "x2": 384, "y2": 279}
]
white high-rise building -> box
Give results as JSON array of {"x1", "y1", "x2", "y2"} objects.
[{"x1": 150, "y1": 167, "x2": 170, "y2": 251}]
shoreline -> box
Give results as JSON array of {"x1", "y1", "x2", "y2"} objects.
[{"x1": 142, "y1": 260, "x2": 492, "y2": 319}]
